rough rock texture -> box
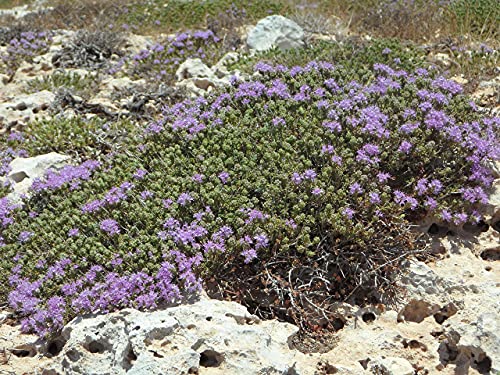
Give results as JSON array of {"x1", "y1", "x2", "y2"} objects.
[
  {"x1": 0, "y1": 90, "x2": 55, "y2": 129},
  {"x1": 1, "y1": 152, "x2": 70, "y2": 201},
  {"x1": 175, "y1": 57, "x2": 241, "y2": 96},
  {"x1": 43, "y1": 298, "x2": 305, "y2": 375},
  {"x1": 246, "y1": 15, "x2": 305, "y2": 52}
]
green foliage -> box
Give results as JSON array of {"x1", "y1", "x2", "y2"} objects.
[
  {"x1": 122, "y1": 0, "x2": 290, "y2": 33},
  {"x1": 450, "y1": 0, "x2": 499, "y2": 38},
  {"x1": 230, "y1": 38, "x2": 428, "y2": 75},
  {"x1": 2, "y1": 116, "x2": 138, "y2": 159},
  {"x1": 1, "y1": 57, "x2": 496, "y2": 336},
  {"x1": 24, "y1": 71, "x2": 101, "y2": 99}
]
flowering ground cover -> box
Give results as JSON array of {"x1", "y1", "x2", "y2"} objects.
[{"x1": 0, "y1": 55, "x2": 498, "y2": 337}]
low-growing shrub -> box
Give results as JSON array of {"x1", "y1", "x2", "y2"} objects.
[
  {"x1": 0, "y1": 60, "x2": 498, "y2": 338},
  {"x1": 231, "y1": 38, "x2": 428, "y2": 75},
  {"x1": 51, "y1": 30, "x2": 124, "y2": 70},
  {"x1": 1, "y1": 116, "x2": 137, "y2": 161},
  {"x1": 0, "y1": 30, "x2": 52, "y2": 77},
  {"x1": 125, "y1": 29, "x2": 224, "y2": 84},
  {"x1": 25, "y1": 71, "x2": 101, "y2": 98}
]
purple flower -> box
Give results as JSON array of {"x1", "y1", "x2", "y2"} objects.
[
  {"x1": 241, "y1": 248, "x2": 257, "y2": 263},
  {"x1": 342, "y1": 207, "x2": 355, "y2": 219},
  {"x1": 177, "y1": 192, "x2": 193, "y2": 206},
  {"x1": 429, "y1": 179, "x2": 443, "y2": 194},
  {"x1": 140, "y1": 190, "x2": 154, "y2": 200},
  {"x1": 68, "y1": 228, "x2": 79, "y2": 237},
  {"x1": 425, "y1": 109, "x2": 450, "y2": 130},
  {"x1": 192, "y1": 173, "x2": 204, "y2": 183},
  {"x1": 321, "y1": 145, "x2": 334, "y2": 154},
  {"x1": 398, "y1": 141, "x2": 412, "y2": 154},
  {"x1": 356, "y1": 144, "x2": 380, "y2": 164},
  {"x1": 322, "y1": 120, "x2": 342, "y2": 132},
  {"x1": 441, "y1": 209, "x2": 452, "y2": 222},
  {"x1": 254, "y1": 233, "x2": 269, "y2": 250},
  {"x1": 100, "y1": 219, "x2": 120, "y2": 235},
  {"x1": 303, "y1": 169, "x2": 317, "y2": 181},
  {"x1": 133, "y1": 169, "x2": 148, "y2": 180},
  {"x1": 291, "y1": 172, "x2": 303, "y2": 185},
  {"x1": 285, "y1": 218, "x2": 297, "y2": 229},
  {"x1": 377, "y1": 172, "x2": 391, "y2": 183},
  {"x1": 18, "y1": 231, "x2": 34, "y2": 243},
  {"x1": 369, "y1": 192, "x2": 381, "y2": 204},
  {"x1": 218, "y1": 171, "x2": 230, "y2": 184},
  {"x1": 349, "y1": 183, "x2": 364, "y2": 195},
  {"x1": 312, "y1": 187, "x2": 324, "y2": 195},
  {"x1": 453, "y1": 213, "x2": 468, "y2": 225},
  {"x1": 331, "y1": 155, "x2": 342, "y2": 166},
  {"x1": 424, "y1": 197, "x2": 438, "y2": 210},
  {"x1": 272, "y1": 117, "x2": 286, "y2": 126}
]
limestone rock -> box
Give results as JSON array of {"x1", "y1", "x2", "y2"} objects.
[
  {"x1": 369, "y1": 356, "x2": 414, "y2": 375},
  {"x1": 247, "y1": 15, "x2": 305, "y2": 52},
  {"x1": 174, "y1": 58, "x2": 240, "y2": 96},
  {"x1": 175, "y1": 58, "x2": 214, "y2": 81},
  {"x1": 44, "y1": 299, "x2": 305, "y2": 375},
  {"x1": 4, "y1": 152, "x2": 70, "y2": 201},
  {"x1": 0, "y1": 90, "x2": 55, "y2": 128}
]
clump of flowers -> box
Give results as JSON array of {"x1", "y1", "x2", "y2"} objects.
[
  {"x1": 0, "y1": 58, "x2": 498, "y2": 338},
  {"x1": 0, "y1": 31, "x2": 52, "y2": 77},
  {"x1": 122, "y1": 29, "x2": 223, "y2": 84}
]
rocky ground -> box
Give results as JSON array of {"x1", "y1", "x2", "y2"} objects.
[{"x1": 0, "y1": 1, "x2": 499, "y2": 374}]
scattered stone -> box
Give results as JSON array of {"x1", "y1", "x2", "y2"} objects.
[
  {"x1": 3, "y1": 152, "x2": 70, "y2": 201},
  {"x1": 175, "y1": 58, "x2": 240, "y2": 96},
  {"x1": 430, "y1": 52, "x2": 452, "y2": 67},
  {"x1": 247, "y1": 15, "x2": 305, "y2": 52},
  {"x1": 369, "y1": 356, "x2": 414, "y2": 375},
  {"x1": 0, "y1": 90, "x2": 55, "y2": 129}
]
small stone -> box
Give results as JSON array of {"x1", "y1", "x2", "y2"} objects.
[
  {"x1": 369, "y1": 356, "x2": 414, "y2": 375},
  {"x1": 247, "y1": 15, "x2": 305, "y2": 52}
]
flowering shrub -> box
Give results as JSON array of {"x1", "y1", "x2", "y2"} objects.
[
  {"x1": 0, "y1": 31, "x2": 52, "y2": 77},
  {"x1": 123, "y1": 29, "x2": 223, "y2": 84},
  {"x1": 0, "y1": 59, "x2": 498, "y2": 337}
]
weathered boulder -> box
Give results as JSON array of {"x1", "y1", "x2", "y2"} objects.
[
  {"x1": 247, "y1": 15, "x2": 305, "y2": 52},
  {"x1": 175, "y1": 58, "x2": 241, "y2": 96},
  {"x1": 368, "y1": 356, "x2": 414, "y2": 375},
  {"x1": 0, "y1": 90, "x2": 55, "y2": 129},
  {"x1": 3, "y1": 152, "x2": 70, "y2": 201},
  {"x1": 44, "y1": 298, "x2": 306, "y2": 375}
]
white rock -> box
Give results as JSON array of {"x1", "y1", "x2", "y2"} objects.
[
  {"x1": 6, "y1": 152, "x2": 70, "y2": 200},
  {"x1": 45, "y1": 299, "x2": 306, "y2": 375},
  {"x1": 369, "y1": 356, "x2": 414, "y2": 375},
  {"x1": 247, "y1": 15, "x2": 305, "y2": 52},
  {"x1": 174, "y1": 58, "x2": 240, "y2": 96},
  {"x1": 175, "y1": 58, "x2": 214, "y2": 81}
]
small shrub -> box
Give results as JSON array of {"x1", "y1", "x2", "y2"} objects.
[
  {"x1": 1, "y1": 116, "x2": 137, "y2": 160},
  {"x1": 125, "y1": 29, "x2": 224, "y2": 84},
  {"x1": 0, "y1": 30, "x2": 52, "y2": 77},
  {"x1": 52, "y1": 30, "x2": 124, "y2": 70},
  {"x1": 1, "y1": 58, "x2": 497, "y2": 338},
  {"x1": 25, "y1": 71, "x2": 101, "y2": 99}
]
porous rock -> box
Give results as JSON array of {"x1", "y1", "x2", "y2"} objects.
[
  {"x1": 0, "y1": 90, "x2": 55, "y2": 128},
  {"x1": 247, "y1": 15, "x2": 305, "y2": 52},
  {"x1": 3, "y1": 152, "x2": 70, "y2": 201},
  {"x1": 44, "y1": 298, "x2": 305, "y2": 375},
  {"x1": 175, "y1": 58, "x2": 240, "y2": 96},
  {"x1": 368, "y1": 356, "x2": 414, "y2": 375}
]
